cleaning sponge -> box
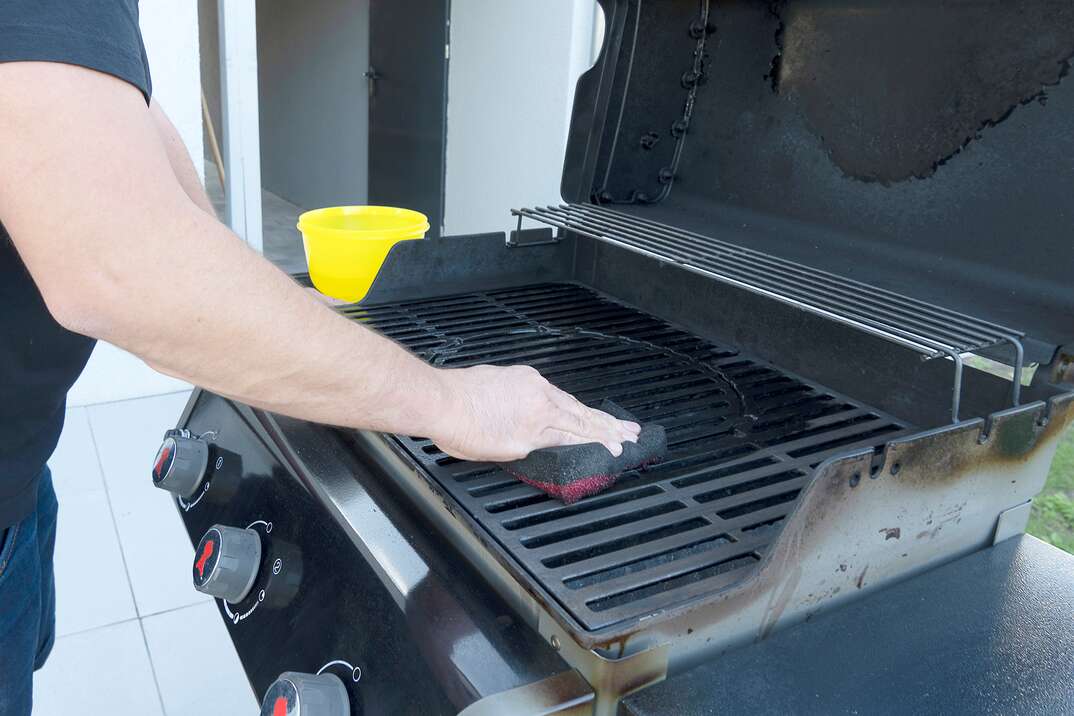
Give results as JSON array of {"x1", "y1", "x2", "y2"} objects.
[{"x1": 499, "y1": 400, "x2": 667, "y2": 504}]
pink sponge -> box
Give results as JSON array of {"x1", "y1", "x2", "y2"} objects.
[{"x1": 498, "y1": 400, "x2": 667, "y2": 504}]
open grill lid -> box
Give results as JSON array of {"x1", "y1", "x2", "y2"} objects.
[{"x1": 559, "y1": 0, "x2": 1074, "y2": 363}]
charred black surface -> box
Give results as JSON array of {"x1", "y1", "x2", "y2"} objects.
[
  {"x1": 762, "y1": 1, "x2": 785, "y2": 93},
  {"x1": 775, "y1": 1, "x2": 1074, "y2": 183},
  {"x1": 566, "y1": 0, "x2": 1074, "y2": 353}
]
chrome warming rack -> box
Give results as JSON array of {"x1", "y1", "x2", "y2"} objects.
[{"x1": 511, "y1": 203, "x2": 1025, "y2": 422}]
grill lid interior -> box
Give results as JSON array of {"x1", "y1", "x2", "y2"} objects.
[
  {"x1": 562, "y1": 0, "x2": 1074, "y2": 356},
  {"x1": 345, "y1": 283, "x2": 912, "y2": 633}
]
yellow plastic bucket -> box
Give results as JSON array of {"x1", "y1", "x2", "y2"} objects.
[{"x1": 297, "y1": 206, "x2": 429, "y2": 302}]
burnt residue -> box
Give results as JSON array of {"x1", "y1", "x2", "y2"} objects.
[
  {"x1": 879, "y1": 527, "x2": 901, "y2": 541},
  {"x1": 932, "y1": 55, "x2": 1073, "y2": 177},
  {"x1": 763, "y1": 1, "x2": 786, "y2": 92},
  {"x1": 855, "y1": 565, "x2": 869, "y2": 590},
  {"x1": 776, "y1": 3, "x2": 1074, "y2": 183},
  {"x1": 883, "y1": 397, "x2": 1074, "y2": 494}
]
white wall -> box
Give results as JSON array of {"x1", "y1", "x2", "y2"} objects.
[
  {"x1": 140, "y1": 0, "x2": 205, "y2": 182},
  {"x1": 443, "y1": 0, "x2": 600, "y2": 236}
]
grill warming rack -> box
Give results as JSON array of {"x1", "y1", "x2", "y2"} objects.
[{"x1": 512, "y1": 203, "x2": 1025, "y2": 422}]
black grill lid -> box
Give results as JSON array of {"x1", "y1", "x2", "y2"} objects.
[{"x1": 562, "y1": 0, "x2": 1074, "y2": 359}]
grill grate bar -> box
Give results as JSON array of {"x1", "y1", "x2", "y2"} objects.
[
  {"x1": 514, "y1": 204, "x2": 1027, "y2": 420},
  {"x1": 359, "y1": 283, "x2": 912, "y2": 632},
  {"x1": 570, "y1": 531, "x2": 774, "y2": 605}
]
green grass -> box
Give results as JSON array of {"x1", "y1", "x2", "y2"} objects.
[{"x1": 1028, "y1": 425, "x2": 1074, "y2": 554}]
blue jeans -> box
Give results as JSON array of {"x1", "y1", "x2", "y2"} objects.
[{"x1": 0, "y1": 468, "x2": 57, "y2": 716}]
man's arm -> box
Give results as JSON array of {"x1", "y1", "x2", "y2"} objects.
[
  {"x1": 0, "y1": 62, "x2": 638, "y2": 461},
  {"x1": 148, "y1": 99, "x2": 216, "y2": 216}
]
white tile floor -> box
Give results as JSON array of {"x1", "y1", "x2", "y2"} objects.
[
  {"x1": 32, "y1": 364, "x2": 257, "y2": 714},
  {"x1": 29, "y1": 180, "x2": 307, "y2": 714}
]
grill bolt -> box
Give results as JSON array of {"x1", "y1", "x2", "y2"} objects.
[
  {"x1": 688, "y1": 19, "x2": 717, "y2": 38},
  {"x1": 640, "y1": 131, "x2": 661, "y2": 151},
  {"x1": 1055, "y1": 355, "x2": 1074, "y2": 384},
  {"x1": 671, "y1": 119, "x2": 690, "y2": 138},
  {"x1": 658, "y1": 167, "x2": 675, "y2": 184},
  {"x1": 681, "y1": 69, "x2": 702, "y2": 89}
]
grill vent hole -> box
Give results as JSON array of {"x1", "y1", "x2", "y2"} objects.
[
  {"x1": 694, "y1": 470, "x2": 804, "y2": 505},
  {"x1": 542, "y1": 517, "x2": 709, "y2": 569},
  {"x1": 563, "y1": 532, "x2": 734, "y2": 590},
  {"x1": 718, "y1": 489, "x2": 801, "y2": 519},
  {"x1": 586, "y1": 553, "x2": 760, "y2": 613},
  {"x1": 521, "y1": 502, "x2": 687, "y2": 549},
  {"x1": 500, "y1": 486, "x2": 663, "y2": 529}
]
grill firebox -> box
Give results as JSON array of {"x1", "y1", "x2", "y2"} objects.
[{"x1": 343, "y1": 283, "x2": 913, "y2": 633}]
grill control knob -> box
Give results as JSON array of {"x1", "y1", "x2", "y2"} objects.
[
  {"x1": 260, "y1": 672, "x2": 349, "y2": 716},
  {"x1": 192, "y1": 525, "x2": 262, "y2": 603},
  {"x1": 152, "y1": 430, "x2": 209, "y2": 499}
]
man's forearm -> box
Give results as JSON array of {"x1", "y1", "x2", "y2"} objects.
[
  {"x1": 1, "y1": 61, "x2": 638, "y2": 462},
  {"x1": 1, "y1": 63, "x2": 454, "y2": 440}
]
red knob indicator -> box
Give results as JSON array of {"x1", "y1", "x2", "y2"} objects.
[
  {"x1": 151, "y1": 431, "x2": 209, "y2": 499},
  {"x1": 195, "y1": 537, "x2": 215, "y2": 579}
]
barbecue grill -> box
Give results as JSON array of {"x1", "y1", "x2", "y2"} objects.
[{"x1": 163, "y1": 2, "x2": 1074, "y2": 714}]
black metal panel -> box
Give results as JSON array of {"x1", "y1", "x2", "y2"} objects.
[
  {"x1": 361, "y1": 231, "x2": 575, "y2": 305},
  {"x1": 342, "y1": 283, "x2": 912, "y2": 634},
  {"x1": 174, "y1": 392, "x2": 569, "y2": 713},
  {"x1": 369, "y1": 0, "x2": 448, "y2": 237},
  {"x1": 174, "y1": 394, "x2": 453, "y2": 714},
  {"x1": 564, "y1": 0, "x2": 1074, "y2": 352},
  {"x1": 619, "y1": 535, "x2": 1074, "y2": 716}
]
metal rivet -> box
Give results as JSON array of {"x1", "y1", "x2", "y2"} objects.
[
  {"x1": 890, "y1": 462, "x2": 901, "y2": 476},
  {"x1": 550, "y1": 635, "x2": 561, "y2": 650},
  {"x1": 849, "y1": 472, "x2": 861, "y2": 488},
  {"x1": 869, "y1": 465, "x2": 881, "y2": 479}
]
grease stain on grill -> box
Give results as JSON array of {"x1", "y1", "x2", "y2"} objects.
[{"x1": 352, "y1": 284, "x2": 910, "y2": 631}]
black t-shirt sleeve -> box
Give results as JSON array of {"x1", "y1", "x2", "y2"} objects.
[{"x1": 0, "y1": 0, "x2": 152, "y2": 102}]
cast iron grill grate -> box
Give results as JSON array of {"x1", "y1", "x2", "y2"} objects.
[{"x1": 342, "y1": 283, "x2": 913, "y2": 632}]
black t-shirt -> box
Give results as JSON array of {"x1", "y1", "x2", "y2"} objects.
[{"x1": 0, "y1": 1, "x2": 152, "y2": 527}]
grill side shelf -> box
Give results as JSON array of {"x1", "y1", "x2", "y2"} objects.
[{"x1": 512, "y1": 203, "x2": 1027, "y2": 422}]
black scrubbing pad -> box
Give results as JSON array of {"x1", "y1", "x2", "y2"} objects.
[{"x1": 499, "y1": 400, "x2": 667, "y2": 504}]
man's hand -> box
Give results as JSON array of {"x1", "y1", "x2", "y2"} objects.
[{"x1": 432, "y1": 365, "x2": 641, "y2": 462}]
